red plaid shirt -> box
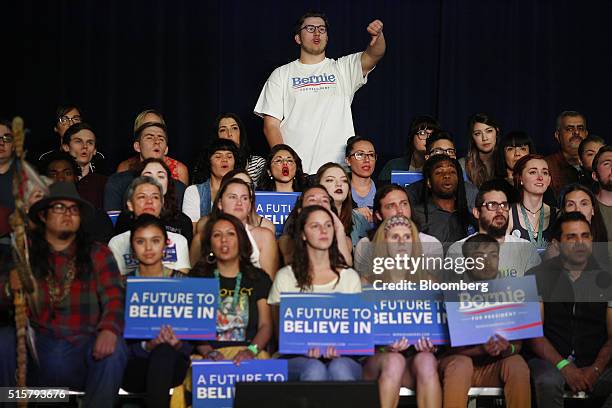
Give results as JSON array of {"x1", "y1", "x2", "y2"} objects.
[{"x1": 30, "y1": 242, "x2": 124, "y2": 340}]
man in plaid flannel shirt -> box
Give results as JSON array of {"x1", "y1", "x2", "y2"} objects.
[{"x1": 0, "y1": 182, "x2": 127, "y2": 407}]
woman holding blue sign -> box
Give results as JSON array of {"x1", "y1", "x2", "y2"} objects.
[
  {"x1": 269, "y1": 205, "x2": 363, "y2": 381},
  {"x1": 170, "y1": 214, "x2": 273, "y2": 407},
  {"x1": 361, "y1": 216, "x2": 442, "y2": 408},
  {"x1": 122, "y1": 214, "x2": 192, "y2": 408},
  {"x1": 190, "y1": 213, "x2": 273, "y2": 361},
  {"x1": 278, "y1": 185, "x2": 353, "y2": 267}
]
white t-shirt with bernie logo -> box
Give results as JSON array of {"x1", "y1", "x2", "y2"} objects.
[{"x1": 254, "y1": 52, "x2": 371, "y2": 174}]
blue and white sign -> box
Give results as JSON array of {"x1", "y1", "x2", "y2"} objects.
[
  {"x1": 280, "y1": 293, "x2": 374, "y2": 355},
  {"x1": 390, "y1": 171, "x2": 423, "y2": 187},
  {"x1": 192, "y1": 360, "x2": 288, "y2": 408},
  {"x1": 443, "y1": 276, "x2": 543, "y2": 346},
  {"x1": 125, "y1": 277, "x2": 218, "y2": 340},
  {"x1": 255, "y1": 191, "x2": 300, "y2": 236},
  {"x1": 362, "y1": 288, "x2": 449, "y2": 345},
  {"x1": 107, "y1": 210, "x2": 121, "y2": 226}
]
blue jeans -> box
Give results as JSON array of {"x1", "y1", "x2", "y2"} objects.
[
  {"x1": 0, "y1": 326, "x2": 16, "y2": 387},
  {"x1": 0, "y1": 326, "x2": 127, "y2": 408},
  {"x1": 288, "y1": 356, "x2": 362, "y2": 381}
]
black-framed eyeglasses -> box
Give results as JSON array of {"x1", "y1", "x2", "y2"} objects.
[
  {"x1": 481, "y1": 201, "x2": 509, "y2": 212},
  {"x1": 48, "y1": 203, "x2": 81, "y2": 215},
  {"x1": 430, "y1": 147, "x2": 456, "y2": 156},
  {"x1": 58, "y1": 115, "x2": 82, "y2": 125},
  {"x1": 349, "y1": 152, "x2": 377, "y2": 161},
  {"x1": 301, "y1": 24, "x2": 327, "y2": 34},
  {"x1": 415, "y1": 127, "x2": 433, "y2": 140},
  {"x1": 0, "y1": 134, "x2": 14, "y2": 144}
]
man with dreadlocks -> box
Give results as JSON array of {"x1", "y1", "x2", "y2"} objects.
[
  {"x1": 412, "y1": 155, "x2": 475, "y2": 253},
  {"x1": 0, "y1": 182, "x2": 127, "y2": 407}
]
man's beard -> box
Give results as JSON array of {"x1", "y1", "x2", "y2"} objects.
[
  {"x1": 434, "y1": 189, "x2": 456, "y2": 200},
  {"x1": 481, "y1": 216, "x2": 508, "y2": 239},
  {"x1": 599, "y1": 179, "x2": 612, "y2": 191}
]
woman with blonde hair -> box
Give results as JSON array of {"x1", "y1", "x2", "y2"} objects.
[{"x1": 363, "y1": 215, "x2": 441, "y2": 408}]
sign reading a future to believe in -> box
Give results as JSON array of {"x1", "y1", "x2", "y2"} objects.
[
  {"x1": 362, "y1": 288, "x2": 449, "y2": 345},
  {"x1": 280, "y1": 293, "x2": 375, "y2": 355},
  {"x1": 255, "y1": 191, "x2": 300, "y2": 236},
  {"x1": 124, "y1": 277, "x2": 218, "y2": 340},
  {"x1": 192, "y1": 360, "x2": 288, "y2": 408}
]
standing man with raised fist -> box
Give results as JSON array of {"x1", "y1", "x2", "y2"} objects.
[{"x1": 255, "y1": 11, "x2": 385, "y2": 174}]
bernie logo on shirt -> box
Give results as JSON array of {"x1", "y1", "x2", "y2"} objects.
[{"x1": 291, "y1": 73, "x2": 336, "y2": 91}]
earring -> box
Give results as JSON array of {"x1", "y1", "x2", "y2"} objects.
[{"x1": 206, "y1": 251, "x2": 216, "y2": 264}]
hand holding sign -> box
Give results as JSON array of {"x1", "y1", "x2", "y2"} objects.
[
  {"x1": 160, "y1": 325, "x2": 182, "y2": 350},
  {"x1": 414, "y1": 337, "x2": 437, "y2": 353},
  {"x1": 387, "y1": 337, "x2": 409, "y2": 353},
  {"x1": 233, "y1": 348, "x2": 256, "y2": 366},
  {"x1": 323, "y1": 346, "x2": 340, "y2": 359},
  {"x1": 367, "y1": 20, "x2": 384, "y2": 47},
  {"x1": 481, "y1": 334, "x2": 509, "y2": 357}
]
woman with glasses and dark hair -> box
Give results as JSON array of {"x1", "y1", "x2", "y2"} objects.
[
  {"x1": 346, "y1": 136, "x2": 378, "y2": 223},
  {"x1": 494, "y1": 131, "x2": 536, "y2": 203},
  {"x1": 258, "y1": 144, "x2": 307, "y2": 192},
  {"x1": 210, "y1": 113, "x2": 266, "y2": 186},
  {"x1": 268, "y1": 205, "x2": 362, "y2": 381},
  {"x1": 182, "y1": 138, "x2": 240, "y2": 226},
  {"x1": 459, "y1": 113, "x2": 500, "y2": 188},
  {"x1": 506, "y1": 154, "x2": 558, "y2": 251},
  {"x1": 378, "y1": 115, "x2": 441, "y2": 185}
]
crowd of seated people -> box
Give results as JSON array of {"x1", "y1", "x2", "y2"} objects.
[{"x1": 1, "y1": 101, "x2": 611, "y2": 408}]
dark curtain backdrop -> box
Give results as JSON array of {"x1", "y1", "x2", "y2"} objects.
[{"x1": 3, "y1": 0, "x2": 611, "y2": 174}]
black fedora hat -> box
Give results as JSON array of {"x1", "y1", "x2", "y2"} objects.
[{"x1": 28, "y1": 182, "x2": 94, "y2": 223}]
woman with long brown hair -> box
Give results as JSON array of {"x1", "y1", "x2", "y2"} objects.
[
  {"x1": 268, "y1": 205, "x2": 362, "y2": 381},
  {"x1": 460, "y1": 113, "x2": 500, "y2": 188}
]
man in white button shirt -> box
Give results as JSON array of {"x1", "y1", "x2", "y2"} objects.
[{"x1": 254, "y1": 11, "x2": 385, "y2": 174}]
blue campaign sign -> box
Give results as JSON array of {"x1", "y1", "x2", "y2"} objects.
[
  {"x1": 192, "y1": 360, "x2": 288, "y2": 408},
  {"x1": 255, "y1": 191, "x2": 301, "y2": 236},
  {"x1": 443, "y1": 276, "x2": 543, "y2": 346},
  {"x1": 362, "y1": 288, "x2": 449, "y2": 345},
  {"x1": 125, "y1": 277, "x2": 218, "y2": 340},
  {"x1": 280, "y1": 293, "x2": 374, "y2": 355},
  {"x1": 390, "y1": 171, "x2": 423, "y2": 187}
]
